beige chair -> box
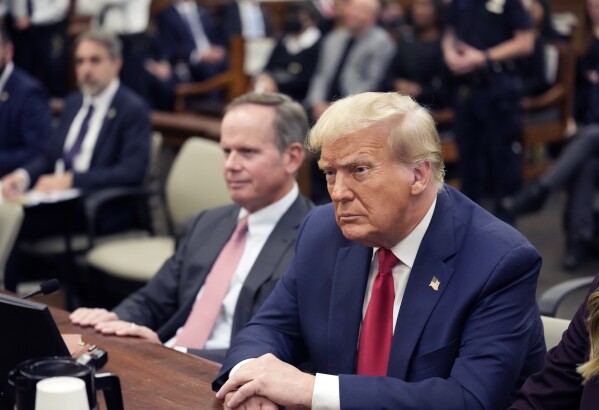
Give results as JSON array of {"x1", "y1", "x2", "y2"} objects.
[
  {"x1": 0, "y1": 203, "x2": 24, "y2": 287},
  {"x1": 19, "y1": 131, "x2": 164, "y2": 256},
  {"x1": 86, "y1": 137, "x2": 231, "y2": 283},
  {"x1": 541, "y1": 315, "x2": 571, "y2": 350}
]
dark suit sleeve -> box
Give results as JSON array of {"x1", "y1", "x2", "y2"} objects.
[
  {"x1": 112, "y1": 212, "x2": 206, "y2": 331},
  {"x1": 0, "y1": 85, "x2": 52, "y2": 176},
  {"x1": 23, "y1": 95, "x2": 79, "y2": 183},
  {"x1": 337, "y1": 245, "x2": 544, "y2": 409},
  {"x1": 72, "y1": 95, "x2": 151, "y2": 189},
  {"x1": 509, "y1": 276, "x2": 599, "y2": 410}
]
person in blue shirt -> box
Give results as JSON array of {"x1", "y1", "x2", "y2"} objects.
[{"x1": 442, "y1": 0, "x2": 534, "y2": 222}]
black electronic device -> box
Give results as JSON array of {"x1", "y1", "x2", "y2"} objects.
[{"x1": 0, "y1": 293, "x2": 70, "y2": 409}]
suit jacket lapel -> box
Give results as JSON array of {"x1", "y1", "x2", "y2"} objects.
[
  {"x1": 89, "y1": 87, "x2": 121, "y2": 167},
  {"x1": 328, "y1": 243, "x2": 371, "y2": 374},
  {"x1": 239, "y1": 196, "x2": 309, "y2": 294},
  {"x1": 55, "y1": 95, "x2": 84, "y2": 157},
  {"x1": 388, "y1": 188, "x2": 457, "y2": 379}
]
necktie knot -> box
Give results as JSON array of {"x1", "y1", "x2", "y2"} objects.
[{"x1": 378, "y1": 248, "x2": 399, "y2": 276}]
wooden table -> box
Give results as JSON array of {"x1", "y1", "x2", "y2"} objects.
[{"x1": 50, "y1": 307, "x2": 223, "y2": 409}]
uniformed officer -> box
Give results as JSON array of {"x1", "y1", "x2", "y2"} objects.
[
  {"x1": 442, "y1": 0, "x2": 534, "y2": 221},
  {"x1": 9, "y1": 0, "x2": 70, "y2": 97}
]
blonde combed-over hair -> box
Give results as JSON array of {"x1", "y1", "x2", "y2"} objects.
[
  {"x1": 578, "y1": 288, "x2": 599, "y2": 383},
  {"x1": 306, "y1": 92, "x2": 445, "y2": 187}
]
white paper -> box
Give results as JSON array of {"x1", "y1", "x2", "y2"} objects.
[{"x1": 23, "y1": 189, "x2": 81, "y2": 207}]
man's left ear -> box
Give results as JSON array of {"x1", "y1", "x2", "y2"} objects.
[
  {"x1": 411, "y1": 162, "x2": 431, "y2": 195},
  {"x1": 284, "y1": 143, "x2": 305, "y2": 174}
]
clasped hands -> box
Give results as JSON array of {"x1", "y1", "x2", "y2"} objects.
[
  {"x1": 216, "y1": 353, "x2": 315, "y2": 410},
  {"x1": 69, "y1": 308, "x2": 161, "y2": 344},
  {"x1": 445, "y1": 42, "x2": 486, "y2": 75}
]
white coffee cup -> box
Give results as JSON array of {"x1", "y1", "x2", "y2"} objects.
[{"x1": 35, "y1": 376, "x2": 90, "y2": 410}]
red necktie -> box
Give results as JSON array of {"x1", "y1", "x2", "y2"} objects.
[
  {"x1": 355, "y1": 248, "x2": 398, "y2": 376},
  {"x1": 175, "y1": 216, "x2": 248, "y2": 349}
]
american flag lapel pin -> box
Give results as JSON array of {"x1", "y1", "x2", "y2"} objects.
[{"x1": 429, "y1": 276, "x2": 440, "y2": 291}]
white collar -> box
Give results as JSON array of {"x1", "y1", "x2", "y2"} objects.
[
  {"x1": 238, "y1": 183, "x2": 299, "y2": 236},
  {"x1": 83, "y1": 78, "x2": 120, "y2": 108},
  {"x1": 283, "y1": 26, "x2": 321, "y2": 55},
  {"x1": 374, "y1": 197, "x2": 437, "y2": 269}
]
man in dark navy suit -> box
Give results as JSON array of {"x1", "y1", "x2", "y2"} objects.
[
  {"x1": 70, "y1": 93, "x2": 313, "y2": 364},
  {"x1": 144, "y1": 0, "x2": 228, "y2": 109},
  {"x1": 214, "y1": 93, "x2": 545, "y2": 410},
  {"x1": 1, "y1": 29, "x2": 151, "y2": 291},
  {"x1": 0, "y1": 26, "x2": 52, "y2": 177},
  {"x1": 220, "y1": 0, "x2": 271, "y2": 42}
]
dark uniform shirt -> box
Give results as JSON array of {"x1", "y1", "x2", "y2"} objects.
[
  {"x1": 382, "y1": 31, "x2": 451, "y2": 110},
  {"x1": 449, "y1": 0, "x2": 532, "y2": 50}
]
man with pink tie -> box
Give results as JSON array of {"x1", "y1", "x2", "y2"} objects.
[{"x1": 69, "y1": 92, "x2": 313, "y2": 363}]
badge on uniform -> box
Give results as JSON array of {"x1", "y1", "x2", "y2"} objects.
[
  {"x1": 429, "y1": 276, "x2": 441, "y2": 291},
  {"x1": 107, "y1": 108, "x2": 117, "y2": 119},
  {"x1": 0, "y1": 91, "x2": 8, "y2": 102},
  {"x1": 486, "y1": 0, "x2": 505, "y2": 14}
]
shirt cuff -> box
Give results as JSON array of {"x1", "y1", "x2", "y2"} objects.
[
  {"x1": 312, "y1": 373, "x2": 340, "y2": 410},
  {"x1": 15, "y1": 168, "x2": 30, "y2": 191},
  {"x1": 230, "y1": 358, "x2": 256, "y2": 377}
]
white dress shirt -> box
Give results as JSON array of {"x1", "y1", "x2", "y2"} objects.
[
  {"x1": 311, "y1": 198, "x2": 437, "y2": 409},
  {"x1": 76, "y1": 0, "x2": 150, "y2": 34},
  {"x1": 11, "y1": 0, "x2": 69, "y2": 24},
  {"x1": 237, "y1": 0, "x2": 265, "y2": 39},
  {"x1": 167, "y1": 184, "x2": 300, "y2": 351}
]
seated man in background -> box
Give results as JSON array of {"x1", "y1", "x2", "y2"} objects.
[
  {"x1": 145, "y1": 0, "x2": 228, "y2": 110},
  {"x1": 0, "y1": 25, "x2": 52, "y2": 177},
  {"x1": 305, "y1": 0, "x2": 395, "y2": 121},
  {"x1": 70, "y1": 93, "x2": 313, "y2": 363},
  {"x1": 214, "y1": 92, "x2": 545, "y2": 409},
  {"x1": 305, "y1": 0, "x2": 395, "y2": 203},
  {"x1": 1, "y1": 29, "x2": 151, "y2": 291},
  {"x1": 75, "y1": 0, "x2": 152, "y2": 100}
]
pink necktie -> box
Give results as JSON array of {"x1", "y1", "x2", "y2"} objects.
[
  {"x1": 175, "y1": 216, "x2": 249, "y2": 349},
  {"x1": 355, "y1": 248, "x2": 398, "y2": 376}
]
